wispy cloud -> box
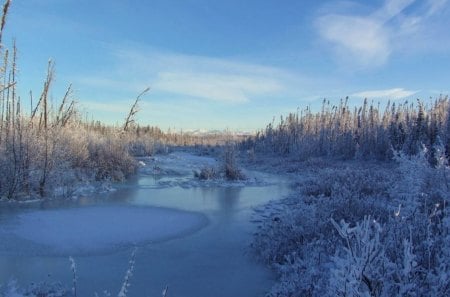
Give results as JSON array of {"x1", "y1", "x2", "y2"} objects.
[
  {"x1": 316, "y1": 15, "x2": 390, "y2": 67},
  {"x1": 315, "y1": 0, "x2": 449, "y2": 68},
  {"x1": 75, "y1": 48, "x2": 295, "y2": 104},
  {"x1": 352, "y1": 88, "x2": 418, "y2": 99},
  {"x1": 154, "y1": 72, "x2": 282, "y2": 103}
]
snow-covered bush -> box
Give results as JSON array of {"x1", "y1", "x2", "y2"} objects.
[
  {"x1": 381, "y1": 149, "x2": 450, "y2": 296},
  {"x1": 127, "y1": 138, "x2": 157, "y2": 157},
  {"x1": 194, "y1": 166, "x2": 218, "y2": 180},
  {"x1": 252, "y1": 154, "x2": 450, "y2": 296},
  {"x1": 329, "y1": 216, "x2": 386, "y2": 297},
  {"x1": 87, "y1": 135, "x2": 137, "y2": 182},
  {"x1": 223, "y1": 143, "x2": 245, "y2": 181},
  {"x1": 192, "y1": 143, "x2": 246, "y2": 181}
]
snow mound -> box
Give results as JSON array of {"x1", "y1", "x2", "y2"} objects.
[{"x1": 0, "y1": 206, "x2": 207, "y2": 256}]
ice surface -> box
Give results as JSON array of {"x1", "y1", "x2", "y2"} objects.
[
  {"x1": 140, "y1": 151, "x2": 219, "y2": 176},
  {"x1": 138, "y1": 152, "x2": 273, "y2": 188},
  {"x1": 0, "y1": 206, "x2": 207, "y2": 255}
]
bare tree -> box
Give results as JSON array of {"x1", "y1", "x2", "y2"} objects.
[{"x1": 123, "y1": 87, "x2": 150, "y2": 132}]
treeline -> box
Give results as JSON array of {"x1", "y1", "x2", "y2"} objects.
[
  {"x1": 242, "y1": 96, "x2": 450, "y2": 163},
  {"x1": 86, "y1": 121, "x2": 243, "y2": 148}
]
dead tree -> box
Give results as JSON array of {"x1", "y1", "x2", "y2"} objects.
[{"x1": 123, "y1": 87, "x2": 150, "y2": 132}]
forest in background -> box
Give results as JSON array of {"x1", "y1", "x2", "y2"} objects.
[{"x1": 242, "y1": 95, "x2": 450, "y2": 165}]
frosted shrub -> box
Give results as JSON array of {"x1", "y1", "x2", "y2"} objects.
[
  {"x1": 223, "y1": 143, "x2": 245, "y2": 181},
  {"x1": 253, "y1": 197, "x2": 335, "y2": 296},
  {"x1": 194, "y1": 167, "x2": 218, "y2": 180},
  {"x1": 268, "y1": 252, "x2": 329, "y2": 297},
  {"x1": 193, "y1": 143, "x2": 246, "y2": 181},
  {"x1": 435, "y1": 214, "x2": 450, "y2": 294},
  {"x1": 87, "y1": 136, "x2": 137, "y2": 181},
  {"x1": 252, "y1": 198, "x2": 322, "y2": 265},
  {"x1": 252, "y1": 155, "x2": 450, "y2": 296},
  {"x1": 329, "y1": 216, "x2": 386, "y2": 297},
  {"x1": 127, "y1": 138, "x2": 156, "y2": 157},
  {"x1": 299, "y1": 166, "x2": 390, "y2": 200},
  {"x1": 391, "y1": 150, "x2": 430, "y2": 217},
  {"x1": 382, "y1": 149, "x2": 450, "y2": 296},
  {"x1": 298, "y1": 166, "x2": 393, "y2": 225},
  {"x1": 55, "y1": 127, "x2": 90, "y2": 169},
  {"x1": 0, "y1": 146, "x2": 16, "y2": 199},
  {"x1": 252, "y1": 165, "x2": 394, "y2": 296},
  {"x1": 395, "y1": 239, "x2": 419, "y2": 296}
]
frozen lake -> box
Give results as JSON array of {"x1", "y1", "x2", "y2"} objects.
[{"x1": 0, "y1": 152, "x2": 289, "y2": 297}]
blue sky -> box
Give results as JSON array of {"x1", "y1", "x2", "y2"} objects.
[{"x1": 4, "y1": 0, "x2": 450, "y2": 131}]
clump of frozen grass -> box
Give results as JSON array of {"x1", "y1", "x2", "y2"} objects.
[
  {"x1": 222, "y1": 142, "x2": 245, "y2": 181},
  {"x1": 193, "y1": 167, "x2": 218, "y2": 180},
  {"x1": 117, "y1": 248, "x2": 137, "y2": 297},
  {"x1": 192, "y1": 143, "x2": 246, "y2": 181},
  {"x1": 69, "y1": 257, "x2": 77, "y2": 297},
  {"x1": 162, "y1": 285, "x2": 169, "y2": 297}
]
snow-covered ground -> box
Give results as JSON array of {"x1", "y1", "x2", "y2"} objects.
[{"x1": 248, "y1": 152, "x2": 450, "y2": 297}]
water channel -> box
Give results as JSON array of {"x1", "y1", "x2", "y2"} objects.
[{"x1": 0, "y1": 152, "x2": 289, "y2": 297}]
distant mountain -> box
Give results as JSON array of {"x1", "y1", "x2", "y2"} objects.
[{"x1": 181, "y1": 129, "x2": 254, "y2": 137}]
